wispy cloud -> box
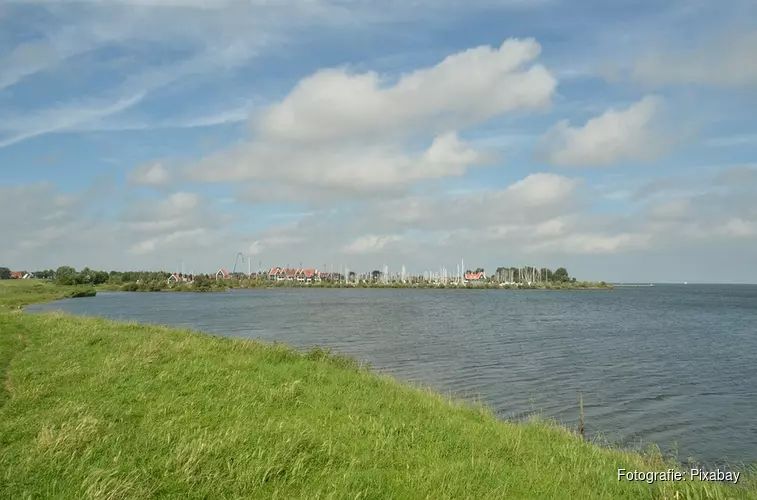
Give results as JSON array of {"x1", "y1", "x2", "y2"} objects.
[
  {"x1": 0, "y1": 47, "x2": 260, "y2": 147},
  {"x1": 0, "y1": 93, "x2": 146, "y2": 148},
  {"x1": 706, "y1": 134, "x2": 757, "y2": 148}
]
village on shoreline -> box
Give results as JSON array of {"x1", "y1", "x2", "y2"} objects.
[{"x1": 0, "y1": 264, "x2": 612, "y2": 292}]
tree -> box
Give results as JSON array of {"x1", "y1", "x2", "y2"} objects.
[
  {"x1": 553, "y1": 267, "x2": 570, "y2": 283},
  {"x1": 93, "y1": 271, "x2": 109, "y2": 285},
  {"x1": 0, "y1": 267, "x2": 10, "y2": 280},
  {"x1": 55, "y1": 266, "x2": 77, "y2": 286},
  {"x1": 77, "y1": 267, "x2": 94, "y2": 284}
]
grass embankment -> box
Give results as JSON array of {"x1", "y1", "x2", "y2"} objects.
[
  {"x1": 1, "y1": 281, "x2": 753, "y2": 499},
  {"x1": 0, "y1": 279, "x2": 96, "y2": 310}
]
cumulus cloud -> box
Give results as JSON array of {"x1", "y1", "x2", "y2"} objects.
[
  {"x1": 256, "y1": 38, "x2": 555, "y2": 143},
  {"x1": 2, "y1": 165, "x2": 757, "y2": 282},
  {"x1": 119, "y1": 192, "x2": 232, "y2": 255},
  {"x1": 183, "y1": 38, "x2": 556, "y2": 200},
  {"x1": 0, "y1": 180, "x2": 249, "y2": 272},
  {"x1": 194, "y1": 131, "x2": 494, "y2": 193},
  {"x1": 539, "y1": 96, "x2": 670, "y2": 166},
  {"x1": 353, "y1": 173, "x2": 585, "y2": 235},
  {"x1": 127, "y1": 162, "x2": 171, "y2": 187}
]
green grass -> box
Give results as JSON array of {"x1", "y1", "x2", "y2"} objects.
[
  {"x1": 0, "y1": 279, "x2": 96, "y2": 310},
  {"x1": 0, "y1": 280, "x2": 755, "y2": 499}
]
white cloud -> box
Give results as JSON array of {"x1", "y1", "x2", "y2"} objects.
[
  {"x1": 722, "y1": 218, "x2": 757, "y2": 237},
  {"x1": 354, "y1": 172, "x2": 583, "y2": 234},
  {"x1": 127, "y1": 162, "x2": 171, "y2": 187},
  {"x1": 344, "y1": 235, "x2": 403, "y2": 255},
  {"x1": 2, "y1": 166, "x2": 756, "y2": 282},
  {"x1": 184, "y1": 38, "x2": 555, "y2": 199},
  {"x1": 504, "y1": 172, "x2": 580, "y2": 205},
  {"x1": 130, "y1": 228, "x2": 209, "y2": 256},
  {"x1": 191, "y1": 133, "x2": 493, "y2": 198},
  {"x1": 0, "y1": 0, "x2": 548, "y2": 101},
  {"x1": 540, "y1": 96, "x2": 669, "y2": 166},
  {"x1": 632, "y1": 31, "x2": 757, "y2": 87},
  {"x1": 526, "y1": 233, "x2": 652, "y2": 255},
  {"x1": 0, "y1": 44, "x2": 262, "y2": 148},
  {"x1": 256, "y1": 38, "x2": 555, "y2": 143},
  {"x1": 0, "y1": 94, "x2": 146, "y2": 149},
  {"x1": 0, "y1": 19, "x2": 139, "y2": 92},
  {"x1": 0, "y1": 1, "x2": 281, "y2": 148},
  {"x1": 647, "y1": 198, "x2": 691, "y2": 219}
]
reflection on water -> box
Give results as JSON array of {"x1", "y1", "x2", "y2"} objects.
[{"x1": 29, "y1": 285, "x2": 757, "y2": 466}]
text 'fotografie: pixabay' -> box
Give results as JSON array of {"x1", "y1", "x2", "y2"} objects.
[{"x1": 618, "y1": 469, "x2": 741, "y2": 484}]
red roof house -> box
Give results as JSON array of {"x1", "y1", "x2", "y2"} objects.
[
  {"x1": 268, "y1": 267, "x2": 281, "y2": 278},
  {"x1": 296, "y1": 269, "x2": 317, "y2": 282},
  {"x1": 464, "y1": 271, "x2": 486, "y2": 281}
]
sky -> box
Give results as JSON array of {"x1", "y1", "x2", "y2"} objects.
[{"x1": 1, "y1": 0, "x2": 756, "y2": 283}]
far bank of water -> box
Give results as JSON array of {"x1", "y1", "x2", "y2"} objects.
[{"x1": 29, "y1": 284, "x2": 757, "y2": 467}]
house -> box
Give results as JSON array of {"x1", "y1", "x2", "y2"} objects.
[
  {"x1": 215, "y1": 269, "x2": 230, "y2": 279},
  {"x1": 464, "y1": 271, "x2": 486, "y2": 282},
  {"x1": 167, "y1": 273, "x2": 181, "y2": 284},
  {"x1": 23, "y1": 272, "x2": 34, "y2": 279},
  {"x1": 296, "y1": 269, "x2": 317, "y2": 283},
  {"x1": 10, "y1": 271, "x2": 23, "y2": 279},
  {"x1": 268, "y1": 267, "x2": 283, "y2": 281}
]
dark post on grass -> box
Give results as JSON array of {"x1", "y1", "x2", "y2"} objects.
[{"x1": 579, "y1": 393, "x2": 585, "y2": 440}]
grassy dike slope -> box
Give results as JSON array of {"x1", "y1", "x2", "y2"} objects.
[{"x1": 1, "y1": 282, "x2": 754, "y2": 499}]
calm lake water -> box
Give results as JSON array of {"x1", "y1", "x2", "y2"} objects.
[{"x1": 28, "y1": 285, "x2": 757, "y2": 467}]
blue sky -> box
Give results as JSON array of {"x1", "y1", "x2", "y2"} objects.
[{"x1": 1, "y1": 0, "x2": 756, "y2": 282}]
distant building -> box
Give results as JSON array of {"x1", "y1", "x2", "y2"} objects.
[
  {"x1": 464, "y1": 271, "x2": 486, "y2": 282},
  {"x1": 215, "y1": 269, "x2": 230, "y2": 279},
  {"x1": 296, "y1": 269, "x2": 317, "y2": 282}
]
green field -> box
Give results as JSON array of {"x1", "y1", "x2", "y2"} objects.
[
  {"x1": 0, "y1": 279, "x2": 96, "y2": 310},
  {"x1": 1, "y1": 280, "x2": 754, "y2": 499}
]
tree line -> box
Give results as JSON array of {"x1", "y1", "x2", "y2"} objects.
[
  {"x1": 1, "y1": 265, "x2": 591, "y2": 290},
  {"x1": 0, "y1": 266, "x2": 228, "y2": 291},
  {"x1": 492, "y1": 266, "x2": 574, "y2": 283}
]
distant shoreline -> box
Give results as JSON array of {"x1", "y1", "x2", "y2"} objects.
[{"x1": 96, "y1": 281, "x2": 615, "y2": 293}]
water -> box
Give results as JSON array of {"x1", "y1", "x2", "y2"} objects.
[{"x1": 28, "y1": 285, "x2": 757, "y2": 467}]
